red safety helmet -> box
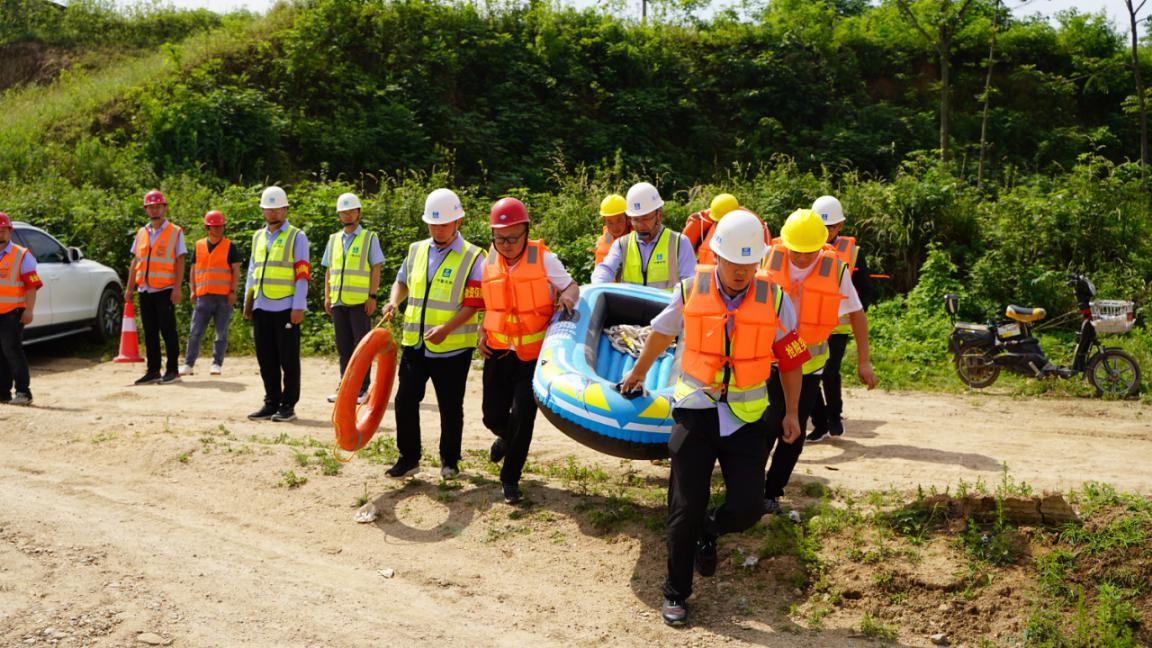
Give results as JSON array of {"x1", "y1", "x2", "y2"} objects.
[
  {"x1": 203, "y1": 210, "x2": 226, "y2": 226},
  {"x1": 489, "y1": 197, "x2": 529, "y2": 229},
  {"x1": 0, "y1": 212, "x2": 11, "y2": 229},
  {"x1": 143, "y1": 190, "x2": 167, "y2": 207}
]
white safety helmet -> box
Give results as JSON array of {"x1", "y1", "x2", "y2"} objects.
[
  {"x1": 336, "y1": 192, "x2": 362, "y2": 212},
  {"x1": 625, "y1": 181, "x2": 664, "y2": 218},
  {"x1": 422, "y1": 188, "x2": 465, "y2": 224},
  {"x1": 812, "y1": 195, "x2": 845, "y2": 225},
  {"x1": 260, "y1": 186, "x2": 289, "y2": 209},
  {"x1": 709, "y1": 209, "x2": 769, "y2": 264}
]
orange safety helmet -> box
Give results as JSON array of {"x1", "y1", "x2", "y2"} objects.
[
  {"x1": 489, "y1": 197, "x2": 530, "y2": 229},
  {"x1": 143, "y1": 190, "x2": 167, "y2": 207},
  {"x1": 203, "y1": 210, "x2": 226, "y2": 226}
]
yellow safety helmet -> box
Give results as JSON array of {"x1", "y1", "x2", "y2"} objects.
[
  {"x1": 599, "y1": 194, "x2": 627, "y2": 217},
  {"x1": 780, "y1": 209, "x2": 828, "y2": 253},
  {"x1": 708, "y1": 193, "x2": 739, "y2": 222}
]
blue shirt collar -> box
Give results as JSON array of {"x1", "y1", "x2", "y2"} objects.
[
  {"x1": 0, "y1": 241, "x2": 12, "y2": 258},
  {"x1": 147, "y1": 219, "x2": 169, "y2": 234},
  {"x1": 714, "y1": 269, "x2": 749, "y2": 308},
  {"x1": 341, "y1": 225, "x2": 363, "y2": 238},
  {"x1": 431, "y1": 233, "x2": 463, "y2": 254}
]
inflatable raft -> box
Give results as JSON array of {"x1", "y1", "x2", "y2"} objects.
[{"x1": 533, "y1": 283, "x2": 680, "y2": 460}]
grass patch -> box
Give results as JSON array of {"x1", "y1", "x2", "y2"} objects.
[
  {"x1": 859, "y1": 612, "x2": 898, "y2": 641},
  {"x1": 279, "y1": 470, "x2": 307, "y2": 489}
]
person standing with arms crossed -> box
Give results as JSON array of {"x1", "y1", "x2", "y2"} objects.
[
  {"x1": 180, "y1": 210, "x2": 241, "y2": 376},
  {"x1": 126, "y1": 190, "x2": 186, "y2": 385},
  {"x1": 0, "y1": 212, "x2": 42, "y2": 406},
  {"x1": 323, "y1": 193, "x2": 384, "y2": 404},
  {"x1": 380, "y1": 188, "x2": 485, "y2": 480},
  {"x1": 244, "y1": 186, "x2": 310, "y2": 423}
]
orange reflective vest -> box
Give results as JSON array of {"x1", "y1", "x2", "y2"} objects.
[
  {"x1": 684, "y1": 211, "x2": 713, "y2": 251},
  {"x1": 830, "y1": 236, "x2": 859, "y2": 271},
  {"x1": 681, "y1": 266, "x2": 781, "y2": 390},
  {"x1": 0, "y1": 244, "x2": 29, "y2": 314},
  {"x1": 593, "y1": 227, "x2": 617, "y2": 266},
  {"x1": 763, "y1": 245, "x2": 845, "y2": 348},
  {"x1": 133, "y1": 223, "x2": 183, "y2": 290},
  {"x1": 482, "y1": 240, "x2": 556, "y2": 361},
  {"x1": 193, "y1": 238, "x2": 234, "y2": 297}
]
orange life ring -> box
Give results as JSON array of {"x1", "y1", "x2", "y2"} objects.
[{"x1": 331, "y1": 327, "x2": 398, "y2": 453}]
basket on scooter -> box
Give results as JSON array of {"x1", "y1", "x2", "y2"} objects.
[{"x1": 1090, "y1": 300, "x2": 1135, "y2": 335}]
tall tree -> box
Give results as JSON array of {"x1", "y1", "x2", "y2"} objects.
[
  {"x1": 976, "y1": 0, "x2": 1002, "y2": 187},
  {"x1": 894, "y1": 0, "x2": 979, "y2": 162},
  {"x1": 1123, "y1": 0, "x2": 1149, "y2": 167}
]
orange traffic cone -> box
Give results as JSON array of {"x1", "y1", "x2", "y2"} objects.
[{"x1": 113, "y1": 299, "x2": 144, "y2": 363}]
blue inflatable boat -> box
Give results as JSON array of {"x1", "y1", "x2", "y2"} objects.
[{"x1": 532, "y1": 283, "x2": 679, "y2": 460}]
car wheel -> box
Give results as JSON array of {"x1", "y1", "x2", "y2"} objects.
[{"x1": 91, "y1": 285, "x2": 123, "y2": 343}]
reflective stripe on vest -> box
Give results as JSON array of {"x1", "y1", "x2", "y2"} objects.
[
  {"x1": 594, "y1": 227, "x2": 616, "y2": 267},
  {"x1": 763, "y1": 245, "x2": 845, "y2": 352},
  {"x1": 252, "y1": 226, "x2": 300, "y2": 300},
  {"x1": 401, "y1": 239, "x2": 483, "y2": 352},
  {"x1": 134, "y1": 223, "x2": 182, "y2": 290},
  {"x1": 674, "y1": 266, "x2": 782, "y2": 423},
  {"x1": 193, "y1": 238, "x2": 233, "y2": 297},
  {"x1": 832, "y1": 236, "x2": 858, "y2": 271},
  {"x1": 0, "y1": 245, "x2": 28, "y2": 314},
  {"x1": 620, "y1": 228, "x2": 680, "y2": 291},
  {"x1": 328, "y1": 230, "x2": 376, "y2": 306},
  {"x1": 481, "y1": 240, "x2": 556, "y2": 361}
]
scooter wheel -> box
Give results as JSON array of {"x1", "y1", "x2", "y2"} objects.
[
  {"x1": 955, "y1": 349, "x2": 1000, "y2": 389},
  {"x1": 1086, "y1": 349, "x2": 1141, "y2": 398}
]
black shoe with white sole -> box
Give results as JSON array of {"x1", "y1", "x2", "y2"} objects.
[
  {"x1": 385, "y1": 458, "x2": 419, "y2": 478},
  {"x1": 248, "y1": 403, "x2": 278, "y2": 420},
  {"x1": 661, "y1": 599, "x2": 688, "y2": 626},
  {"x1": 271, "y1": 407, "x2": 297, "y2": 422}
]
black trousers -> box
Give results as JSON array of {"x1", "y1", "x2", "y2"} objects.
[
  {"x1": 332, "y1": 304, "x2": 372, "y2": 393},
  {"x1": 252, "y1": 308, "x2": 301, "y2": 409},
  {"x1": 763, "y1": 370, "x2": 822, "y2": 499},
  {"x1": 394, "y1": 346, "x2": 472, "y2": 468},
  {"x1": 0, "y1": 309, "x2": 30, "y2": 396},
  {"x1": 482, "y1": 351, "x2": 537, "y2": 485},
  {"x1": 664, "y1": 408, "x2": 768, "y2": 602},
  {"x1": 138, "y1": 289, "x2": 179, "y2": 374},
  {"x1": 810, "y1": 333, "x2": 851, "y2": 429}
]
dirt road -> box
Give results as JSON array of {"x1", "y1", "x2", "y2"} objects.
[{"x1": 1, "y1": 355, "x2": 1148, "y2": 647}]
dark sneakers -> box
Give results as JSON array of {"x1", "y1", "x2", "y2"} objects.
[
  {"x1": 661, "y1": 599, "x2": 688, "y2": 626},
  {"x1": 386, "y1": 458, "x2": 419, "y2": 478},
  {"x1": 247, "y1": 403, "x2": 278, "y2": 420},
  {"x1": 806, "y1": 425, "x2": 830, "y2": 443},
  {"x1": 828, "y1": 419, "x2": 845, "y2": 437},
  {"x1": 763, "y1": 498, "x2": 782, "y2": 516},
  {"x1": 502, "y1": 482, "x2": 522, "y2": 504},
  {"x1": 489, "y1": 437, "x2": 507, "y2": 463},
  {"x1": 695, "y1": 535, "x2": 718, "y2": 577},
  {"x1": 159, "y1": 371, "x2": 180, "y2": 384},
  {"x1": 271, "y1": 407, "x2": 297, "y2": 422},
  {"x1": 134, "y1": 372, "x2": 161, "y2": 386}
]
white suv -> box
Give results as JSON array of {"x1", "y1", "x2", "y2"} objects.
[{"x1": 13, "y1": 222, "x2": 123, "y2": 345}]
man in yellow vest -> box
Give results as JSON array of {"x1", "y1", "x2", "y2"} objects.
[
  {"x1": 478, "y1": 197, "x2": 579, "y2": 504},
  {"x1": 620, "y1": 210, "x2": 808, "y2": 626},
  {"x1": 125, "y1": 190, "x2": 186, "y2": 385},
  {"x1": 380, "y1": 188, "x2": 485, "y2": 480},
  {"x1": 0, "y1": 212, "x2": 42, "y2": 406},
  {"x1": 180, "y1": 210, "x2": 241, "y2": 377},
  {"x1": 808, "y1": 195, "x2": 875, "y2": 441},
  {"x1": 244, "y1": 186, "x2": 310, "y2": 423},
  {"x1": 590, "y1": 182, "x2": 695, "y2": 290},
  {"x1": 592, "y1": 193, "x2": 631, "y2": 268},
  {"x1": 323, "y1": 193, "x2": 384, "y2": 404},
  {"x1": 761, "y1": 209, "x2": 876, "y2": 515}
]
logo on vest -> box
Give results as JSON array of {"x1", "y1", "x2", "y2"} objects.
[
  {"x1": 441, "y1": 268, "x2": 452, "y2": 278},
  {"x1": 655, "y1": 253, "x2": 664, "y2": 261}
]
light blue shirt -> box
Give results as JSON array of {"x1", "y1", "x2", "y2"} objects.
[
  {"x1": 0, "y1": 242, "x2": 38, "y2": 275},
  {"x1": 130, "y1": 220, "x2": 187, "y2": 294},
  {"x1": 590, "y1": 225, "x2": 696, "y2": 285},
  {"x1": 320, "y1": 225, "x2": 386, "y2": 267},
  {"x1": 244, "y1": 221, "x2": 310, "y2": 312}
]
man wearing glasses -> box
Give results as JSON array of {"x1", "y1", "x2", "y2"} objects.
[
  {"x1": 478, "y1": 198, "x2": 579, "y2": 504},
  {"x1": 590, "y1": 182, "x2": 695, "y2": 291}
]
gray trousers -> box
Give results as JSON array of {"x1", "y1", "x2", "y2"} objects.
[{"x1": 185, "y1": 294, "x2": 233, "y2": 367}]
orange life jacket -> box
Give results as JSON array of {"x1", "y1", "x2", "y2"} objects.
[
  {"x1": 133, "y1": 223, "x2": 183, "y2": 290},
  {"x1": 193, "y1": 238, "x2": 233, "y2": 297},
  {"x1": 763, "y1": 245, "x2": 845, "y2": 347},
  {"x1": 681, "y1": 266, "x2": 781, "y2": 389},
  {"x1": 482, "y1": 240, "x2": 556, "y2": 361},
  {"x1": 0, "y1": 244, "x2": 29, "y2": 314},
  {"x1": 593, "y1": 227, "x2": 617, "y2": 266},
  {"x1": 684, "y1": 211, "x2": 713, "y2": 251},
  {"x1": 829, "y1": 236, "x2": 858, "y2": 271}
]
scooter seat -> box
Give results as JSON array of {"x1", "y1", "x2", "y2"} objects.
[{"x1": 1005, "y1": 305, "x2": 1046, "y2": 323}]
